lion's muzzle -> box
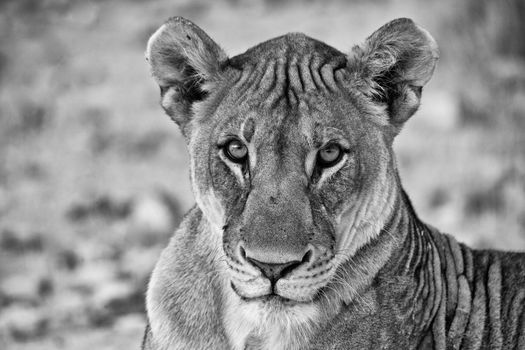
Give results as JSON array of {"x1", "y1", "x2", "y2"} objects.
[{"x1": 221, "y1": 157, "x2": 337, "y2": 302}]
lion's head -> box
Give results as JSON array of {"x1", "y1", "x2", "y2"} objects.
[{"x1": 146, "y1": 17, "x2": 438, "y2": 307}]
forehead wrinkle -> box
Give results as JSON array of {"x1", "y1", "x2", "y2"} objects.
[
  {"x1": 309, "y1": 55, "x2": 327, "y2": 93},
  {"x1": 266, "y1": 58, "x2": 289, "y2": 109},
  {"x1": 228, "y1": 66, "x2": 252, "y2": 105},
  {"x1": 247, "y1": 59, "x2": 276, "y2": 98},
  {"x1": 223, "y1": 32, "x2": 352, "y2": 113},
  {"x1": 299, "y1": 54, "x2": 316, "y2": 92},
  {"x1": 229, "y1": 63, "x2": 267, "y2": 106},
  {"x1": 287, "y1": 55, "x2": 303, "y2": 96},
  {"x1": 256, "y1": 60, "x2": 278, "y2": 96},
  {"x1": 229, "y1": 57, "x2": 348, "y2": 116}
]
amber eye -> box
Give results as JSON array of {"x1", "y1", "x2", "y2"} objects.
[
  {"x1": 224, "y1": 139, "x2": 248, "y2": 163},
  {"x1": 317, "y1": 143, "x2": 343, "y2": 168}
]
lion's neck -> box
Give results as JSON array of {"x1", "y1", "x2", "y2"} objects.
[
  {"x1": 374, "y1": 190, "x2": 478, "y2": 348},
  {"x1": 302, "y1": 188, "x2": 463, "y2": 348}
]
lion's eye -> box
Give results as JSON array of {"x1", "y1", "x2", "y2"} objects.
[
  {"x1": 317, "y1": 143, "x2": 343, "y2": 168},
  {"x1": 224, "y1": 139, "x2": 248, "y2": 163}
]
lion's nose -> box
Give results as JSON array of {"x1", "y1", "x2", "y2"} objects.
[
  {"x1": 242, "y1": 247, "x2": 312, "y2": 284},
  {"x1": 247, "y1": 258, "x2": 301, "y2": 283}
]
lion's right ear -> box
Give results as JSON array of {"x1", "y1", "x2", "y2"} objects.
[{"x1": 146, "y1": 17, "x2": 227, "y2": 129}]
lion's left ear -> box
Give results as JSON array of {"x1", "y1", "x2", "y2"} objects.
[
  {"x1": 348, "y1": 18, "x2": 439, "y2": 131},
  {"x1": 146, "y1": 17, "x2": 227, "y2": 132}
]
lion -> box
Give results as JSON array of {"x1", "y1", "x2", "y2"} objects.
[{"x1": 142, "y1": 17, "x2": 525, "y2": 350}]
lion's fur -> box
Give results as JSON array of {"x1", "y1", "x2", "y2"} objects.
[{"x1": 143, "y1": 17, "x2": 525, "y2": 350}]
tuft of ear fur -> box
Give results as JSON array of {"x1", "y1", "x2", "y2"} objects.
[
  {"x1": 348, "y1": 18, "x2": 439, "y2": 131},
  {"x1": 146, "y1": 17, "x2": 227, "y2": 130}
]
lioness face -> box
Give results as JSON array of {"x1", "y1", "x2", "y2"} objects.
[
  {"x1": 189, "y1": 58, "x2": 393, "y2": 303},
  {"x1": 147, "y1": 18, "x2": 438, "y2": 306}
]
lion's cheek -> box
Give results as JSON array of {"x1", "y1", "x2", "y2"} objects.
[
  {"x1": 189, "y1": 155, "x2": 227, "y2": 231},
  {"x1": 196, "y1": 189, "x2": 226, "y2": 230}
]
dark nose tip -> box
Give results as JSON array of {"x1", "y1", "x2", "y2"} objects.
[{"x1": 244, "y1": 249, "x2": 312, "y2": 284}]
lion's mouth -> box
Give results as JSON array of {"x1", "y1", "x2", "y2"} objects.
[
  {"x1": 230, "y1": 281, "x2": 317, "y2": 305},
  {"x1": 230, "y1": 281, "x2": 285, "y2": 301}
]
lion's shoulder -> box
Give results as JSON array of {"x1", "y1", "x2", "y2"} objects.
[{"x1": 145, "y1": 206, "x2": 229, "y2": 349}]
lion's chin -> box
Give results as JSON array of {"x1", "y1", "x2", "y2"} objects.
[
  {"x1": 253, "y1": 295, "x2": 303, "y2": 311},
  {"x1": 245, "y1": 294, "x2": 303, "y2": 306}
]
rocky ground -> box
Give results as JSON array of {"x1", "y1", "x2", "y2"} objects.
[{"x1": 1, "y1": 0, "x2": 524, "y2": 349}]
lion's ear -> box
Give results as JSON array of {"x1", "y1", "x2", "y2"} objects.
[
  {"x1": 146, "y1": 17, "x2": 227, "y2": 130},
  {"x1": 348, "y1": 18, "x2": 439, "y2": 131}
]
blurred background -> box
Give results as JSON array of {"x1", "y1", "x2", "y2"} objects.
[{"x1": 0, "y1": 0, "x2": 524, "y2": 348}]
